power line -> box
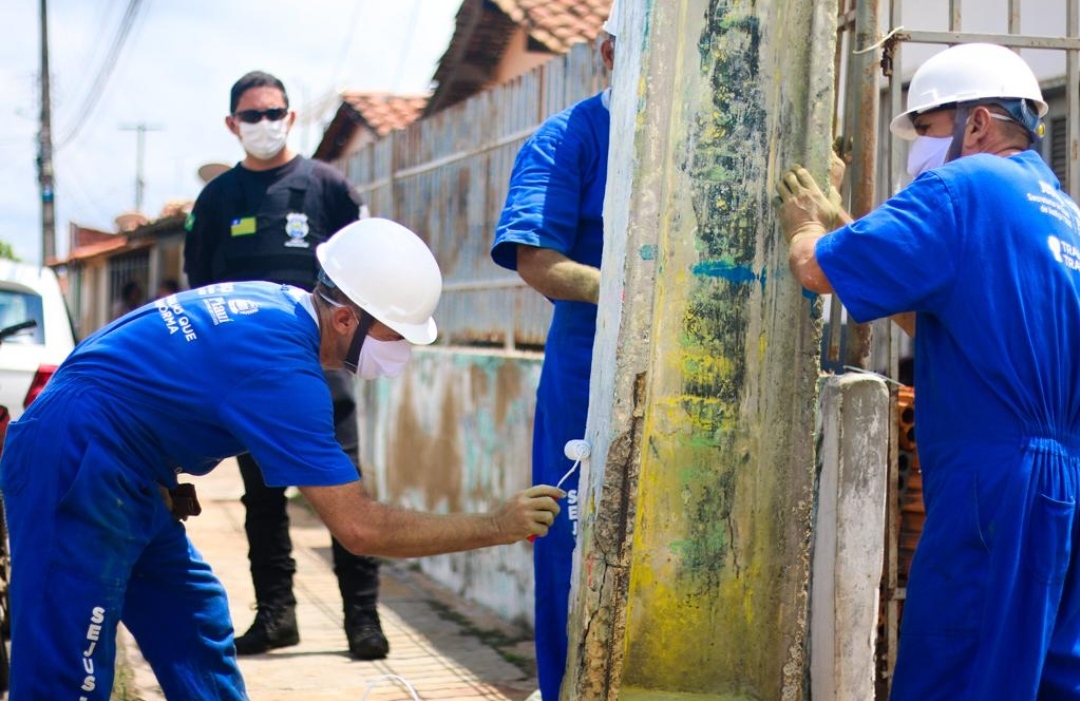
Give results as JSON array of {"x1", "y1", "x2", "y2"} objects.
[
  {"x1": 55, "y1": 0, "x2": 148, "y2": 151},
  {"x1": 54, "y1": 162, "x2": 121, "y2": 229},
  {"x1": 329, "y1": 0, "x2": 368, "y2": 90},
  {"x1": 391, "y1": 0, "x2": 423, "y2": 93}
]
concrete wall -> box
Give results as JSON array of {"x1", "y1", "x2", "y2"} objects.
[{"x1": 357, "y1": 346, "x2": 542, "y2": 624}]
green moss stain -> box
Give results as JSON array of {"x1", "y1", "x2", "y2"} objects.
[{"x1": 669, "y1": 462, "x2": 738, "y2": 590}]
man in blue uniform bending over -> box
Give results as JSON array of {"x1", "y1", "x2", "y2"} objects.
[
  {"x1": 0, "y1": 218, "x2": 564, "y2": 700},
  {"x1": 775, "y1": 43, "x2": 1080, "y2": 701},
  {"x1": 491, "y1": 5, "x2": 616, "y2": 699}
]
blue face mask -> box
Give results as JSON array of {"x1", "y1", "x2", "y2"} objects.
[{"x1": 907, "y1": 135, "x2": 953, "y2": 178}]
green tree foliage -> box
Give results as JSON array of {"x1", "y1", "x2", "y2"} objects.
[{"x1": 0, "y1": 241, "x2": 20, "y2": 262}]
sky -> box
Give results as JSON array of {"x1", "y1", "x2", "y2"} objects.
[{"x1": 1, "y1": 0, "x2": 460, "y2": 265}]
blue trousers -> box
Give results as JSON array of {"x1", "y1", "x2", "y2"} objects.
[
  {"x1": 0, "y1": 386, "x2": 245, "y2": 700},
  {"x1": 532, "y1": 395, "x2": 585, "y2": 701},
  {"x1": 891, "y1": 437, "x2": 1080, "y2": 701}
]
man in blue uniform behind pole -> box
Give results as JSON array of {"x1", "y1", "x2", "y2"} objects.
[
  {"x1": 774, "y1": 43, "x2": 1080, "y2": 700},
  {"x1": 490, "y1": 4, "x2": 616, "y2": 699},
  {"x1": 0, "y1": 218, "x2": 565, "y2": 700}
]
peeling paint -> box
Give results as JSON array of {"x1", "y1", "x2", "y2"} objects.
[{"x1": 363, "y1": 350, "x2": 542, "y2": 623}]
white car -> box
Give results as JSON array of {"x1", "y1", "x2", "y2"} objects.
[{"x1": 0, "y1": 261, "x2": 76, "y2": 420}]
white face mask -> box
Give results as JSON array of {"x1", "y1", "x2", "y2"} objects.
[
  {"x1": 906, "y1": 135, "x2": 953, "y2": 178},
  {"x1": 238, "y1": 119, "x2": 289, "y2": 160},
  {"x1": 356, "y1": 337, "x2": 413, "y2": 380}
]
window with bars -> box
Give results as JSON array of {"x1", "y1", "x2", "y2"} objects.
[
  {"x1": 108, "y1": 250, "x2": 150, "y2": 318},
  {"x1": 1049, "y1": 116, "x2": 1069, "y2": 190}
]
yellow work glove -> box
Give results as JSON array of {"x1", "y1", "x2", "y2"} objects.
[{"x1": 774, "y1": 166, "x2": 841, "y2": 244}]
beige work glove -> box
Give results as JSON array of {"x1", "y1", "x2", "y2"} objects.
[
  {"x1": 774, "y1": 166, "x2": 841, "y2": 244},
  {"x1": 821, "y1": 136, "x2": 852, "y2": 219},
  {"x1": 828, "y1": 150, "x2": 846, "y2": 211},
  {"x1": 830, "y1": 136, "x2": 850, "y2": 190}
]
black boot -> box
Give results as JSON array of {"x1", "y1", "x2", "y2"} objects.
[
  {"x1": 345, "y1": 606, "x2": 389, "y2": 660},
  {"x1": 333, "y1": 536, "x2": 388, "y2": 660},
  {"x1": 234, "y1": 605, "x2": 300, "y2": 655}
]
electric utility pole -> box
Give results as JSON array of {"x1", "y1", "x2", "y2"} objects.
[
  {"x1": 119, "y1": 123, "x2": 163, "y2": 213},
  {"x1": 38, "y1": 0, "x2": 55, "y2": 264}
]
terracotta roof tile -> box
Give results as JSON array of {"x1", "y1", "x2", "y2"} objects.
[
  {"x1": 340, "y1": 93, "x2": 429, "y2": 136},
  {"x1": 313, "y1": 93, "x2": 430, "y2": 162},
  {"x1": 61, "y1": 237, "x2": 130, "y2": 264},
  {"x1": 425, "y1": 0, "x2": 612, "y2": 116},
  {"x1": 491, "y1": 0, "x2": 612, "y2": 52}
]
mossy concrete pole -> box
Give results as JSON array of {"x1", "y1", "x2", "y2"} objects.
[{"x1": 564, "y1": 1, "x2": 839, "y2": 700}]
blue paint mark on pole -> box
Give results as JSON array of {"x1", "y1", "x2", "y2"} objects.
[
  {"x1": 692, "y1": 260, "x2": 760, "y2": 285},
  {"x1": 640, "y1": 244, "x2": 658, "y2": 261}
]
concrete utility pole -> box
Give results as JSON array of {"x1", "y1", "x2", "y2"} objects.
[
  {"x1": 120, "y1": 123, "x2": 163, "y2": 213},
  {"x1": 564, "y1": 1, "x2": 843, "y2": 699},
  {"x1": 38, "y1": 0, "x2": 55, "y2": 264}
]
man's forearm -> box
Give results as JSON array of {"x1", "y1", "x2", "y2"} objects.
[
  {"x1": 343, "y1": 503, "x2": 506, "y2": 558},
  {"x1": 302, "y1": 483, "x2": 505, "y2": 557},
  {"x1": 517, "y1": 246, "x2": 600, "y2": 304},
  {"x1": 788, "y1": 230, "x2": 833, "y2": 294},
  {"x1": 299, "y1": 481, "x2": 559, "y2": 558},
  {"x1": 891, "y1": 312, "x2": 916, "y2": 337}
]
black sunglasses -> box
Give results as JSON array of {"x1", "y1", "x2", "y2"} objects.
[{"x1": 233, "y1": 108, "x2": 289, "y2": 124}]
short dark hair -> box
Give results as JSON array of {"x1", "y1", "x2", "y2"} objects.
[
  {"x1": 229, "y1": 71, "x2": 289, "y2": 114},
  {"x1": 121, "y1": 280, "x2": 143, "y2": 300}
]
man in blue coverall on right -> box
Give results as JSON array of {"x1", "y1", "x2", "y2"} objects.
[
  {"x1": 775, "y1": 43, "x2": 1080, "y2": 700},
  {"x1": 491, "y1": 5, "x2": 616, "y2": 700}
]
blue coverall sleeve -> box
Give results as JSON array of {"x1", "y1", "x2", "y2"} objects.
[
  {"x1": 815, "y1": 172, "x2": 963, "y2": 323},
  {"x1": 492, "y1": 130, "x2": 584, "y2": 271},
  {"x1": 217, "y1": 368, "x2": 359, "y2": 487}
]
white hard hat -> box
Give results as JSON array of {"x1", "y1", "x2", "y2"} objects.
[
  {"x1": 890, "y1": 42, "x2": 1047, "y2": 140},
  {"x1": 316, "y1": 218, "x2": 441, "y2": 345},
  {"x1": 603, "y1": 0, "x2": 618, "y2": 37}
]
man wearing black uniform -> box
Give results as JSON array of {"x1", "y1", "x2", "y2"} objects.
[{"x1": 184, "y1": 70, "x2": 388, "y2": 660}]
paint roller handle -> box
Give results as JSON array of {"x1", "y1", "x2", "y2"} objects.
[{"x1": 526, "y1": 441, "x2": 592, "y2": 542}]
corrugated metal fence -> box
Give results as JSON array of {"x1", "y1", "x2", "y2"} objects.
[{"x1": 345, "y1": 42, "x2": 608, "y2": 350}]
